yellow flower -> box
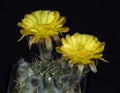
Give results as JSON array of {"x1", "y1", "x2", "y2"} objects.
[
  {"x1": 56, "y1": 33, "x2": 107, "y2": 73},
  {"x1": 18, "y1": 10, "x2": 69, "y2": 49}
]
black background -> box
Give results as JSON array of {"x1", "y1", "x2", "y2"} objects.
[{"x1": 0, "y1": 0, "x2": 120, "y2": 93}]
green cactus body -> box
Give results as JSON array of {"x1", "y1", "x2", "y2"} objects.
[{"x1": 12, "y1": 56, "x2": 88, "y2": 93}]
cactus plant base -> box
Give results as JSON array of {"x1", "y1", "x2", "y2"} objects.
[{"x1": 7, "y1": 58, "x2": 87, "y2": 93}]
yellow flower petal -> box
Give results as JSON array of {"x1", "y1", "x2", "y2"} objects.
[
  {"x1": 52, "y1": 11, "x2": 60, "y2": 23},
  {"x1": 55, "y1": 16, "x2": 66, "y2": 28},
  {"x1": 54, "y1": 27, "x2": 70, "y2": 33}
]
